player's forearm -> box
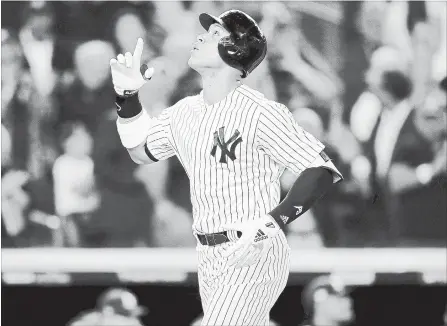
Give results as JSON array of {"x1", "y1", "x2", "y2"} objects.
[
  {"x1": 269, "y1": 166, "x2": 335, "y2": 230},
  {"x1": 115, "y1": 92, "x2": 156, "y2": 164}
]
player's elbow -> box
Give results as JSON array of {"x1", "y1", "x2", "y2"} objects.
[
  {"x1": 128, "y1": 153, "x2": 147, "y2": 165},
  {"x1": 127, "y1": 147, "x2": 156, "y2": 165}
]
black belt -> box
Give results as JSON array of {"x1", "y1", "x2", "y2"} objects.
[{"x1": 197, "y1": 231, "x2": 242, "y2": 246}]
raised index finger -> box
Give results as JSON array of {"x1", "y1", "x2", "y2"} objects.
[{"x1": 133, "y1": 38, "x2": 144, "y2": 66}]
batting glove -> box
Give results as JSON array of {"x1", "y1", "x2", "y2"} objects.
[
  {"x1": 223, "y1": 215, "x2": 281, "y2": 269},
  {"x1": 109, "y1": 38, "x2": 154, "y2": 96}
]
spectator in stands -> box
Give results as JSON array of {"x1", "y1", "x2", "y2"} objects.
[
  {"x1": 68, "y1": 288, "x2": 147, "y2": 326},
  {"x1": 1, "y1": 123, "x2": 30, "y2": 247},
  {"x1": 58, "y1": 40, "x2": 115, "y2": 134},
  {"x1": 387, "y1": 77, "x2": 447, "y2": 246},
  {"x1": 2, "y1": 125, "x2": 57, "y2": 247},
  {"x1": 18, "y1": 1, "x2": 73, "y2": 96},
  {"x1": 381, "y1": 1, "x2": 446, "y2": 108},
  {"x1": 2, "y1": 26, "x2": 58, "y2": 180},
  {"x1": 301, "y1": 275, "x2": 355, "y2": 326},
  {"x1": 92, "y1": 108, "x2": 154, "y2": 248},
  {"x1": 2, "y1": 28, "x2": 31, "y2": 172},
  {"x1": 349, "y1": 46, "x2": 414, "y2": 245},
  {"x1": 350, "y1": 46, "x2": 411, "y2": 145},
  {"x1": 52, "y1": 121, "x2": 100, "y2": 247},
  {"x1": 18, "y1": 2, "x2": 76, "y2": 179}
]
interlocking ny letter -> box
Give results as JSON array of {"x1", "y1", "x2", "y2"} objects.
[{"x1": 210, "y1": 127, "x2": 243, "y2": 163}]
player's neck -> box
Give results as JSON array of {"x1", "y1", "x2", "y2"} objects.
[{"x1": 201, "y1": 70, "x2": 241, "y2": 106}]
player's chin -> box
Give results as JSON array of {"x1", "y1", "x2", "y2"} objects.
[
  {"x1": 187, "y1": 55, "x2": 202, "y2": 70},
  {"x1": 187, "y1": 56, "x2": 196, "y2": 68}
]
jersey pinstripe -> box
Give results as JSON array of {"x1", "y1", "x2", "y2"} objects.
[{"x1": 144, "y1": 84, "x2": 325, "y2": 234}]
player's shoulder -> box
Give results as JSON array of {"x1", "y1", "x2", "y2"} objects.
[
  {"x1": 169, "y1": 94, "x2": 201, "y2": 113},
  {"x1": 236, "y1": 84, "x2": 288, "y2": 114}
]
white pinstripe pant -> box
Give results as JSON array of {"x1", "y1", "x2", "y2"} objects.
[{"x1": 197, "y1": 232, "x2": 290, "y2": 326}]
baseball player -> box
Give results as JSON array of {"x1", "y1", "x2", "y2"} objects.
[{"x1": 110, "y1": 9, "x2": 343, "y2": 326}]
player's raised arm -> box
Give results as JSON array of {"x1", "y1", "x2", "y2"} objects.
[{"x1": 110, "y1": 38, "x2": 165, "y2": 164}]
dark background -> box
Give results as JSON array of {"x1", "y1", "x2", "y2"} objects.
[{"x1": 3, "y1": 284, "x2": 447, "y2": 326}]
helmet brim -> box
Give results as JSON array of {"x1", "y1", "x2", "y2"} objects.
[{"x1": 199, "y1": 13, "x2": 226, "y2": 32}]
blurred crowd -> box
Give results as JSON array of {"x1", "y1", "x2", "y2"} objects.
[{"x1": 1, "y1": 1, "x2": 446, "y2": 249}]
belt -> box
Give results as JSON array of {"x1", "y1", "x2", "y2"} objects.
[{"x1": 197, "y1": 231, "x2": 242, "y2": 246}]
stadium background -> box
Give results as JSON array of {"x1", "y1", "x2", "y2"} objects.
[{"x1": 1, "y1": 1, "x2": 446, "y2": 325}]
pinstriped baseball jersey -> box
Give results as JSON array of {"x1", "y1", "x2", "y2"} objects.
[{"x1": 144, "y1": 84, "x2": 325, "y2": 234}]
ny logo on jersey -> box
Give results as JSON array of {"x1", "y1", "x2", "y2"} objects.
[{"x1": 210, "y1": 126, "x2": 243, "y2": 163}]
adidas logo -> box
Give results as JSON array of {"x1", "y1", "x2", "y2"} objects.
[
  {"x1": 294, "y1": 206, "x2": 303, "y2": 216},
  {"x1": 254, "y1": 229, "x2": 268, "y2": 242},
  {"x1": 280, "y1": 215, "x2": 289, "y2": 224}
]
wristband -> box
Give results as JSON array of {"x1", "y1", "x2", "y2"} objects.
[
  {"x1": 115, "y1": 92, "x2": 143, "y2": 119},
  {"x1": 116, "y1": 109, "x2": 152, "y2": 149}
]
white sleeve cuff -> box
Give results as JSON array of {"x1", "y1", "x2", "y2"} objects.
[
  {"x1": 116, "y1": 110, "x2": 152, "y2": 149},
  {"x1": 309, "y1": 154, "x2": 344, "y2": 183}
]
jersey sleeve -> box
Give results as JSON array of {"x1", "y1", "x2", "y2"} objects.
[
  {"x1": 255, "y1": 103, "x2": 326, "y2": 175},
  {"x1": 144, "y1": 101, "x2": 181, "y2": 162}
]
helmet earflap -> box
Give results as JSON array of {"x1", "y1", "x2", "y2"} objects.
[{"x1": 218, "y1": 33, "x2": 251, "y2": 78}]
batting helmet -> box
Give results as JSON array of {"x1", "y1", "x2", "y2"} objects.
[{"x1": 199, "y1": 10, "x2": 267, "y2": 78}]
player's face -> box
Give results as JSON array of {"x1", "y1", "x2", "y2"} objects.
[{"x1": 188, "y1": 23, "x2": 230, "y2": 72}]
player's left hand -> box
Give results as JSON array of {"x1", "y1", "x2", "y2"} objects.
[{"x1": 223, "y1": 215, "x2": 281, "y2": 269}]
